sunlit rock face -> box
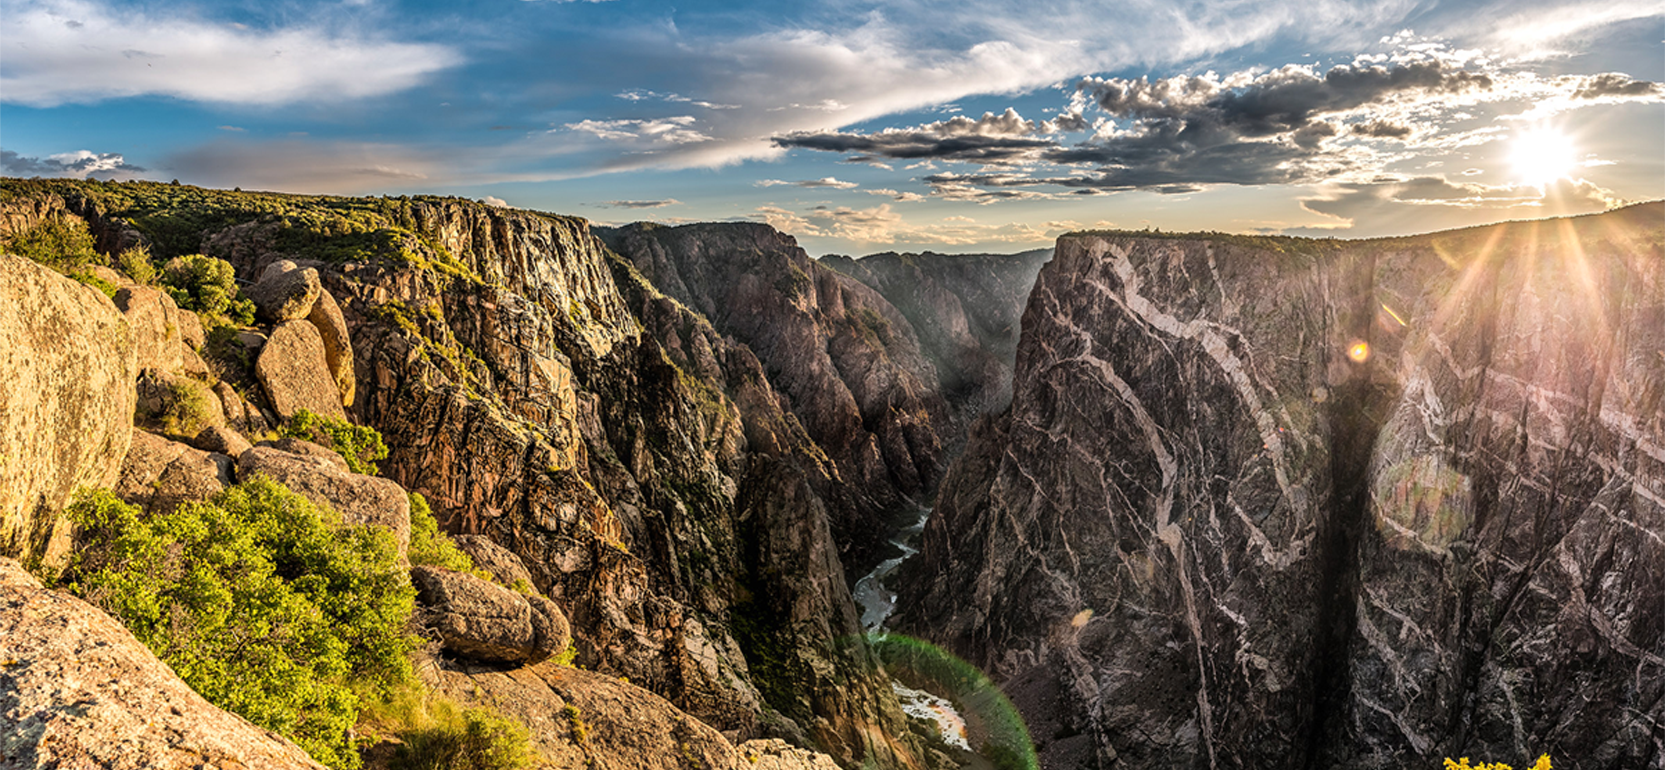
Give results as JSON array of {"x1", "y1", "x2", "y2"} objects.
[{"x1": 899, "y1": 203, "x2": 1665, "y2": 768}]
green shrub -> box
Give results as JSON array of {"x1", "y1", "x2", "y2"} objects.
[
  {"x1": 115, "y1": 244, "x2": 157, "y2": 284},
  {"x1": 392, "y1": 700, "x2": 535, "y2": 770},
  {"x1": 407, "y1": 492, "x2": 475, "y2": 573},
  {"x1": 280, "y1": 409, "x2": 389, "y2": 475},
  {"x1": 62, "y1": 480, "x2": 418, "y2": 770},
  {"x1": 68, "y1": 268, "x2": 120, "y2": 298},
  {"x1": 4, "y1": 216, "x2": 98, "y2": 271},
  {"x1": 161, "y1": 253, "x2": 255, "y2": 326}
]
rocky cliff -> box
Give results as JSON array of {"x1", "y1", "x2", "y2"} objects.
[
  {"x1": 899, "y1": 203, "x2": 1665, "y2": 769},
  {"x1": 0, "y1": 179, "x2": 942, "y2": 769},
  {"x1": 821, "y1": 248, "x2": 1051, "y2": 427}
]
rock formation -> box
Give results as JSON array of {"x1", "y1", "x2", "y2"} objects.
[
  {"x1": 899, "y1": 204, "x2": 1665, "y2": 768},
  {"x1": 0, "y1": 557, "x2": 327, "y2": 769},
  {"x1": 821, "y1": 248, "x2": 1052, "y2": 426},
  {"x1": 0, "y1": 255, "x2": 135, "y2": 568}
]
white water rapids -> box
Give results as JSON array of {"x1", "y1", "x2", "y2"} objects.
[{"x1": 850, "y1": 508, "x2": 973, "y2": 752}]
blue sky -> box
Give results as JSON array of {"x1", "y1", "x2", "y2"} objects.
[{"x1": 2, "y1": 0, "x2": 1660, "y2": 255}]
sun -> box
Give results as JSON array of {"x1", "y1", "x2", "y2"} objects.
[{"x1": 1509, "y1": 128, "x2": 1578, "y2": 187}]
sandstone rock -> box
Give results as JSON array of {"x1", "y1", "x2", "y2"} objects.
[
  {"x1": 739, "y1": 739, "x2": 844, "y2": 770},
  {"x1": 193, "y1": 424, "x2": 253, "y2": 457},
  {"x1": 453, "y1": 534, "x2": 537, "y2": 589},
  {"x1": 90, "y1": 265, "x2": 127, "y2": 287},
  {"x1": 247, "y1": 261, "x2": 321, "y2": 322},
  {"x1": 238, "y1": 446, "x2": 409, "y2": 555},
  {"x1": 113, "y1": 285, "x2": 183, "y2": 373},
  {"x1": 307, "y1": 288, "x2": 355, "y2": 406},
  {"x1": 0, "y1": 558, "x2": 326, "y2": 769},
  {"x1": 0, "y1": 256, "x2": 134, "y2": 566},
  {"x1": 411, "y1": 565, "x2": 567, "y2": 663},
  {"x1": 116, "y1": 430, "x2": 233, "y2": 514},
  {"x1": 257, "y1": 320, "x2": 348, "y2": 422}
]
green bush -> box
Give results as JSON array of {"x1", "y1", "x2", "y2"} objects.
[
  {"x1": 407, "y1": 492, "x2": 476, "y2": 573},
  {"x1": 4, "y1": 216, "x2": 99, "y2": 271},
  {"x1": 280, "y1": 409, "x2": 389, "y2": 475},
  {"x1": 62, "y1": 480, "x2": 418, "y2": 769},
  {"x1": 115, "y1": 244, "x2": 157, "y2": 284},
  {"x1": 394, "y1": 702, "x2": 536, "y2": 770},
  {"x1": 161, "y1": 253, "x2": 255, "y2": 326}
]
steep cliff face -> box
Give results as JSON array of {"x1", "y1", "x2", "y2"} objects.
[
  {"x1": 601, "y1": 224, "x2": 950, "y2": 566},
  {"x1": 900, "y1": 204, "x2": 1665, "y2": 769},
  {"x1": 821, "y1": 248, "x2": 1051, "y2": 426},
  {"x1": 7, "y1": 180, "x2": 933, "y2": 768}
]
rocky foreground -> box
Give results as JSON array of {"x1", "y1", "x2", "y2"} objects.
[{"x1": 900, "y1": 203, "x2": 1665, "y2": 769}]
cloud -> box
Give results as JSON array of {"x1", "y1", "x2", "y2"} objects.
[
  {"x1": 615, "y1": 89, "x2": 738, "y2": 110},
  {"x1": 1, "y1": 0, "x2": 462, "y2": 107},
  {"x1": 481, "y1": 196, "x2": 511, "y2": 207},
  {"x1": 564, "y1": 116, "x2": 712, "y2": 145},
  {"x1": 756, "y1": 177, "x2": 859, "y2": 189},
  {"x1": 864, "y1": 188, "x2": 927, "y2": 202},
  {"x1": 753, "y1": 202, "x2": 1056, "y2": 247},
  {"x1": 773, "y1": 108, "x2": 1056, "y2": 163},
  {"x1": 1292, "y1": 174, "x2": 1625, "y2": 235},
  {"x1": 601, "y1": 199, "x2": 682, "y2": 208},
  {"x1": 1572, "y1": 72, "x2": 1663, "y2": 99},
  {"x1": 1, "y1": 149, "x2": 145, "y2": 179}
]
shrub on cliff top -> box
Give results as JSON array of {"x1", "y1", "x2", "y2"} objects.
[
  {"x1": 406, "y1": 492, "x2": 476, "y2": 574},
  {"x1": 61, "y1": 479, "x2": 419, "y2": 770},
  {"x1": 160, "y1": 253, "x2": 255, "y2": 327}
]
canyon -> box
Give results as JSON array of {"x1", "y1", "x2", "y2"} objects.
[{"x1": 0, "y1": 178, "x2": 1659, "y2": 770}]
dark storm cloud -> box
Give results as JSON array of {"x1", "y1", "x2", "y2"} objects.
[
  {"x1": 1572, "y1": 73, "x2": 1663, "y2": 99},
  {"x1": 1350, "y1": 120, "x2": 1414, "y2": 139},
  {"x1": 1, "y1": 149, "x2": 146, "y2": 178},
  {"x1": 772, "y1": 108, "x2": 1058, "y2": 163}
]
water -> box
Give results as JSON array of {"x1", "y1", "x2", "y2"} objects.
[
  {"x1": 851, "y1": 506, "x2": 929, "y2": 632},
  {"x1": 851, "y1": 507, "x2": 975, "y2": 753}
]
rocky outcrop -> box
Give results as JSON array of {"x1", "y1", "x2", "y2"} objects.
[
  {"x1": 0, "y1": 255, "x2": 134, "y2": 567},
  {"x1": 0, "y1": 557, "x2": 326, "y2": 769},
  {"x1": 257, "y1": 319, "x2": 348, "y2": 421},
  {"x1": 420, "y1": 657, "x2": 844, "y2": 770},
  {"x1": 308, "y1": 288, "x2": 355, "y2": 406},
  {"x1": 239, "y1": 445, "x2": 411, "y2": 556},
  {"x1": 454, "y1": 534, "x2": 537, "y2": 588},
  {"x1": 822, "y1": 248, "x2": 1051, "y2": 425},
  {"x1": 115, "y1": 430, "x2": 233, "y2": 514},
  {"x1": 900, "y1": 204, "x2": 1665, "y2": 768},
  {"x1": 411, "y1": 565, "x2": 570, "y2": 663}
]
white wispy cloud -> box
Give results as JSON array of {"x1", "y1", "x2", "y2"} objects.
[
  {"x1": 1, "y1": 0, "x2": 462, "y2": 107},
  {"x1": 756, "y1": 177, "x2": 859, "y2": 189}
]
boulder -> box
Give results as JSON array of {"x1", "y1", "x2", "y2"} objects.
[
  {"x1": 307, "y1": 289, "x2": 355, "y2": 406},
  {"x1": 0, "y1": 558, "x2": 327, "y2": 770},
  {"x1": 135, "y1": 368, "x2": 224, "y2": 437},
  {"x1": 256, "y1": 320, "x2": 347, "y2": 422},
  {"x1": 453, "y1": 534, "x2": 537, "y2": 589},
  {"x1": 215, "y1": 381, "x2": 271, "y2": 436},
  {"x1": 238, "y1": 446, "x2": 409, "y2": 556},
  {"x1": 0, "y1": 256, "x2": 135, "y2": 566},
  {"x1": 176, "y1": 308, "x2": 205, "y2": 350},
  {"x1": 247, "y1": 261, "x2": 320, "y2": 323},
  {"x1": 116, "y1": 430, "x2": 232, "y2": 514},
  {"x1": 113, "y1": 285, "x2": 183, "y2": 374},
  {"x1": 411, "y1": 566, "x2": 567, "y2": 663},
  {"x1": 254, "y1": 438, "x2": 348, "y2": 471},
  {"x1": 192, "y1": 425, "x2": 253, "y2": 458}
]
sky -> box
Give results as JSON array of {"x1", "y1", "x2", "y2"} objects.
[{"x1": 2, "y1": 0, "x2": 1661, "y2": 256}]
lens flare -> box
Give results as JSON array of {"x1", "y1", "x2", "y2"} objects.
[
  {"x1": 865, "y1": 634, "x2": 1039, "y2": 769},
  {"x1": 1347, "y1": 341, "x2": 1370, "y2": 363}
]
